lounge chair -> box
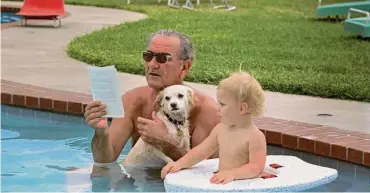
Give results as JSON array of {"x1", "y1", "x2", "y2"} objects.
[
  {"x1": 210, "y1": 0, "x2": 236, "y2": 11},
  {"x1": 316, "y1": 0, "x2": 370, "y2": 18},
  {"x1": 127, "y1": 0, "x2": 162, "y2": 5},
  {"x1": 344, "y1": 8, "x2": 370, "y2": 38},
  {"x1": 168, "y1": 0, "x2": 200, "y2": 10},
  {"x1": 16, "y1": 0, "x2": 65, "y2": 27}
]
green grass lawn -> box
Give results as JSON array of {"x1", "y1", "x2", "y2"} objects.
[{"x1": 63, "y1": 0, "x2": 370, "y2": 102}]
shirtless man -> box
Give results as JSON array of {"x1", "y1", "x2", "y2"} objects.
[
  {"x1": 161, "y1": 72, "x2": 268, "y2": 184},
  {"x1": 84, "y1": 29, "x2": 220, "y2": 165}
]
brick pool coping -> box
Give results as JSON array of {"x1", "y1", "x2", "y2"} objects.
[{"x1": 1, "y1": 79, "x2": 369, "y2": 168}]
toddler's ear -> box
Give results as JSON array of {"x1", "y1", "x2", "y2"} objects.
[{"x1": 240, "y1": 102, "x2": 249, "y2": 115}]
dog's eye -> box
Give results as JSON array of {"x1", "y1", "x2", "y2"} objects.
[
  {"x1": 165, "y1": 96, "x2": 170, "y2": 100},
  {"x1": 178, "y1": 94, "x2": 184, "y2": 98}
]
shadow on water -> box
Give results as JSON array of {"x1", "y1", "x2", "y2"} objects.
[{"x1": 1, "y1": 105, "x2": 369, "y2": 192}]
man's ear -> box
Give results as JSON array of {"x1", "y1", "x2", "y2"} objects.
[
  {"x1": 154, "y1": 91, "x2": 164, "y2": 111},
  {"x1": 240, "y1": 102, "x2": 249, "y2": 115},
  {"x1": 180, "y1": 60, "x2": 192, "y2": 80}
]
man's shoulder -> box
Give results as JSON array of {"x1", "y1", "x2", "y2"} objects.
[
  {"x1": 122, "y1": 86, "x2": 151, "y2": 110},
  {"x1": 194, "y1": 90, "x2": 218, "y2": 112},
  {"x1": 123, "y1": 86, "x2": 153, "y2": 98},
  {"x1": 126, "y1": 85, "x2": 152, "y2": 92},
  {"x1": 192, "y1": 90, "x2": 220, "y2": 125}
]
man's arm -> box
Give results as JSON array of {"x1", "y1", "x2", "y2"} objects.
[
  {"x1": 144, "y1": 134, "x2": 187, "y2": 161},
  {"x1": 91, "y1": 91, "x2": 136, "y2": 163},
  {"x1": 177, "y1": 123, "x2": 220, "y2": 168}
]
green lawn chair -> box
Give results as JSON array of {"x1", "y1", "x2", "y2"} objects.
[
  {"x1": 344, "y1": 8, "x2": 370, "y2": 38},
  {"x1": 316, "y1": 0, "x2": 370, "y2": 19}
]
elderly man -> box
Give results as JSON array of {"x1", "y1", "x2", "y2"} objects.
[{"x1": 84, "y1": 29, "x2": 220, "y2": 165}]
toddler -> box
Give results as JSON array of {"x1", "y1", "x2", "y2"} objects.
[{"x1": 161, "y1": 72, "x2": 274, "y2": 184}]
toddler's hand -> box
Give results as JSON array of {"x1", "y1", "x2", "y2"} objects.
[
  {"x1": 161, "y1": 162, "x2": 182, "y2": 179},
  {"x1": 210, "y1": 170, "x2": 235, "y2": 184}
]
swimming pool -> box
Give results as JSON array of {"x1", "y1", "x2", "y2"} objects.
[
  {"x1": 1, "y1": 12, "x2": 22, "y2": 24},
  {"x1": 1, "y1": 105, "x2": 369, "y2": 192}
]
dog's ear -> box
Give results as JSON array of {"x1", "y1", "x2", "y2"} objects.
[
  {"x1": 154, "y1": 90, "x2": 164, "y2": 111},
  {"x1": 187, "y1": 89, "x2": 196, "y2": 110}
]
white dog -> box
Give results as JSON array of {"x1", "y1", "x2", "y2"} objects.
[{"x1": 121, "y1": 85, "x2": 195, "y2": 170}]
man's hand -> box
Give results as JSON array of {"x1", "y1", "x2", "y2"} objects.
[
  {"x1": 161, "y1": 161, "x2": 182, "y2": 179},
  {"x1": 84, "y1": 100, "x2": 108, "y2": 135},
  {"x1": 137, "y1": 111, "x2": 168, "y2": 143},
  {"x1": 137, "y1": 111, "x2": 187, "y2": 161},
  {"x1": 210, "y1": 170, "x2": 235, "y2": 184}
]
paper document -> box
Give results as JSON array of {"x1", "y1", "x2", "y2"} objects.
[{"x1": 88, "y1": 65, "x2": 124, "y2": 118}]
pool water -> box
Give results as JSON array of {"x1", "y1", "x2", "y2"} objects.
[
  {"x1": 1, "y1": 12, "x2": 22, "y2": 24},
  {"x1": 1, "y1": 105, "x2": 369, "y2": 192}
]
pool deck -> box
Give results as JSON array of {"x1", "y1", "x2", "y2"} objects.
[{"x1": 1, "y1": 1, "x2": 369, "y2": 168}]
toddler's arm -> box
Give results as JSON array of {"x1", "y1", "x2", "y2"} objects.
[
  {"x1": 231, "y1": 130, "x2": 267, "y2": 179},
  {"x1": 161, "y1": 123, "x2": 220, "y2": 178},
  {"x1": 176, "y1": 123, "x2": 221, "y2": 169}
]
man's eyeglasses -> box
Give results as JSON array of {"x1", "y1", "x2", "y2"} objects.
[{"x1": 142, "y1": 51, "x2": 173, "y2": 64}]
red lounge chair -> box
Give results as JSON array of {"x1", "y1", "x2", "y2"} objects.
[{"x1": 16, "y1": 0, "x2": 65, "y2": 27}]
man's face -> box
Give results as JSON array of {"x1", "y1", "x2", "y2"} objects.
[{"x1": 144, "y1": 35, "x2": 185, "y2": 90}]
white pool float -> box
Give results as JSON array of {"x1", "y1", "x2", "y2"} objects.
[{"x1": 164, "y1": 155, "x2": 338, "y2": 192}]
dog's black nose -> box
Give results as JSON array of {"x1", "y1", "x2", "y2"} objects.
[{"x1": 171, "y1": 103, "x2": 177, "y2": 108}]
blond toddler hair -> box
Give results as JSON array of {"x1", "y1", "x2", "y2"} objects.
[{"x1": 217, "y1": 72, "x2": 265, "y2": 116}]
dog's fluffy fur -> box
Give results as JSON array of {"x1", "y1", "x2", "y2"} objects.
[{"x1": 122, "y1": 85, "x2": 194, "y2": 169}]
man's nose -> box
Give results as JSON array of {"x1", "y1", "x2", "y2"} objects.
[
  {"x1": 147, "y1": 58, "x2": 159, "y2": 68},
  {"x1": 171, "y1": 103, "x2": 177, "y2": 108}
]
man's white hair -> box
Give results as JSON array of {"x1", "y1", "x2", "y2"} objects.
[{"x1": 147, "y1": 29, "x2": 195, "y2": 62}]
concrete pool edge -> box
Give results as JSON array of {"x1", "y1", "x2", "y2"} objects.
[{"x1": 1, "y1": 79, "x2": 369, "y2": 168}]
